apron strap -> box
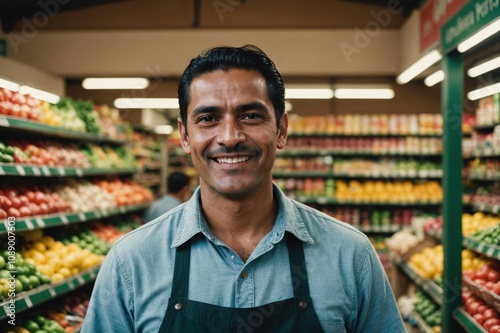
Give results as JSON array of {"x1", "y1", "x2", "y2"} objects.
[
  {"x1": 170, "y1": 241, "x2": 191, "y2": 298},
  {"x1": 286, "y1": 233, "x2": 310, "y2": 298}
]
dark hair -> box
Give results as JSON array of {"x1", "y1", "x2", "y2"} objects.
[
  {"x1": 167, "y1": 172, "x2": 189, "y2": 194},
  {"x1": 178, "y1": 44, "x2": 285, "y2": 129}
]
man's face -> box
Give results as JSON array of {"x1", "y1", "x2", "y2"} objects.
[{"x1": 178, "y1": 69, "x2": 288, "y2": 199}]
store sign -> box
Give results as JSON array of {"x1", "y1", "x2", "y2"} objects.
[
  {"x1": 442, "y1": 0, "x2": 500, "y2": 53},
  {"x1": 420, "y1": 0, "x2": 468, "y2": 53},
  {"x1": 0, "y1": 39, "x2": 6, "y2": 57}
]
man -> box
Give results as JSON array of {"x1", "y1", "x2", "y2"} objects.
[
  {"x1": 144, "y1": 171, "x2": 190, "y2": 222},
  {"x1": 82, "y1": 45, "x2": 406, "y2": 332}
]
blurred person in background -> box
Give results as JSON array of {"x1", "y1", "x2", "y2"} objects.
[{"x1": 144, "y1": 171, "x2": 190, "y2": 222}]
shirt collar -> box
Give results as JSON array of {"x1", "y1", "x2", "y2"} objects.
[{"x1": 171, "y1": 184, "x2": 314, "y2": 248}]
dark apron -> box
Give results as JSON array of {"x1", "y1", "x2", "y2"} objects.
[{"x1": 158, "y1": 233, "x2": 325, "y2": 333}]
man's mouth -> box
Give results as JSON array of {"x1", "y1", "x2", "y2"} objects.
[{"x1": 215, "y1": 156, "x2": 251, "y2": 164}]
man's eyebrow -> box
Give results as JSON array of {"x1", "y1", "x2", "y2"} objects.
[
  {"x1": 191, "y1": 102, "x2": 269, "y2": 118},
  {"x1": 235, "y1": 102, "x2": 269, "y2": 113},
  {"x1": 191, "y1": 105, "x2": 222, "y2": 118}
]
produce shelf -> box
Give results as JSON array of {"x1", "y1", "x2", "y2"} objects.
[
  {"x1": 355, "y1": 224, "x2": 404, "y2": 233},
  {"x1": 287, "y1": 132, "x2": 442, "y2": 138},
  {"x1": 471, "y1": 203, "x2": 500, "y2": 215},
  {"x1": 272, "y1": 171, "x2": 332, "y2": 178},
  {"x1": 472, "y1": 123, "x2": 500, "y2": 132},
  {"x1": 0, "y1": 202, "x2": 151, "y2": 233},
  {"x1": 469, "y1": 174, "x2": 500, "y2": 181},
  {"x1": 0, "y1": 164, "x2": 137, "y2": 177},
  {"x1": 463, "y1": 238, "x2": 500, "y2": 260},
  {"x1": 411, "y1": 310, "x2": 435, "y2": 333},
  {"x1": 277, "y1": 150, "x2": 442, "y2": 157},
  {"x1": 453, "y1": 307, "x2": 487, "y2": 333},
  {"x1": 392, "y1": 256, "x2": 443, "y2": 305},
  {"x1": 463, "y1": 276, "x2": 500, "y2": 314},
  {"x1": 297, "y1": 196, "x2": 442, "y2": 207},
  {"x1": 0, "y1": 116, "x2": 127, "y2": 145},
  {"x1": 0, "y1": 265, "x2": 100, "y2": 321},
  {"x1": 273, "y1": 171, "x2": 443, "y2": 179},
  {"x1": 464, "y1": 151, "x2": 500, "y2": 159}
]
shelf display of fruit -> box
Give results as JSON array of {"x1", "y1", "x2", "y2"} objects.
[
  {"x1": 285, "y1": 136, "x2": 442, "y2": 155},
  {"x1": 462, "y1": 289, "x2": 500, "y2": 332},
  {"x1": 385, "y1": 230, "x2": 420, "y2": 256},
  {"x1": 0, "y1": 88, "x2": 42, "y2": 122},
  {"x1": 20, "y1": 231, "x2": 105, "y2": 283},
  {"x1": 470, "y1": 224, "x2": 500, "y2": 246},
  {"x1": 463, "y1": 262, "x2": 500, "y2": 296},
  {"x1": 470, "y1": 128, "x2": 500, "y2": 156},
  {"x1": 318, "y1": 207, "x2": 418, "y2": 227},
  {"x1": 413, "y1": 290, "x2": 442, "y2": 331},
  {"x1": 423, "y1": 212, "x2": 500, "y2": 237},
  {"x1": 55, "y1": 180, "x2": 116, "y2": 212},
  {"x1": 332, "y1": 158, "x2": 441, "y2": 177},
  {"x1": 89, "y1": 221, "x2": 133, "y2": 244},
  {"x1": 94, "y1": 178, "x2": 154, "y2": 206},
  {"x1": 274, "y1": 156, "x2": 331, "y2": 172},
  {"x1": 57, "y1": 229, "x2": 112, "y2": 256},
  {"x1": 9, "y1": 315, "x2": 66, "y2": 333},
  {"x1": 408, "y1": 245, "x2": 486, "y2": 280},
  {"x1": 287, "y1": 113, "x2": 442, "y2": 135},
  {"x1": 93, "y1": 103, "x2": 133, "y2": 141},
  {"x1": 334, "y1": 180, "x2": 442, "y2": 204},
  {"x1": 82, "y1": 144, "x2": 136, "y2": 169},
  {"x1": 274, "y1": 177, "x2": 334, "y2": 199},
  {"x1": 467, "y1": 158, "x2": 500, "y2": 179},
  {"x1": 470, "y1": 185, "x2": 500, "y2": 207}
]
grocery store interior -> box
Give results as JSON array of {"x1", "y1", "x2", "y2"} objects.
[{"x1": 0, "y1": 0, "x2": 499, "y2": 332}]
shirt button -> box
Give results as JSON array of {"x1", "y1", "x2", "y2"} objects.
[{"x1": 240, "y1": 271, "x2": 248, "y2": 279}]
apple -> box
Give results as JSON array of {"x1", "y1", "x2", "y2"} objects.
[
  {"x1": 484, "y1": 318, "x2": 500, "y2": 331},
  {"x1": 490, "y1": 325, "x2": 500, "y2": 333},
  {"x1": 474, "y1": 313, "x2": 486, "y2": 325},
  {"x1": 488, "y1": 270, "x2": 500, "y2": 283},
  {"x1": 0, "y1": 209, "x2": 7, "y2": 219},
  {"x1": 484, "y1": 309, "x2": 500, "y2": 320},
  {"x1": 7, "y1": 208, "x2": 20, "y2": 218}
]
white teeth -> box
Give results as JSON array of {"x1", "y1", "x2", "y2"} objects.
[{"x1": 216, "y1": 156, "x2": 250, "y2": 164}]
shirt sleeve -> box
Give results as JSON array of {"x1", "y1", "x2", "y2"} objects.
[
  {"x1": 81, "y1": 247, "x2": 134, "y2": 333},
  {"x1": 350, "y1": 240, "x2": 407, "y2": 333}
]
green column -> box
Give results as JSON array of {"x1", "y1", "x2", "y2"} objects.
[{"x1": 441, "y1": 50, "x2": 463, "y2": 333}]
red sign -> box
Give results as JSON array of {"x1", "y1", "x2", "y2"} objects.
[{"x1": 420, "y1": 0, "x2": 468, "y2": 53}]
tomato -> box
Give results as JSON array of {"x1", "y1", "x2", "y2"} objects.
[
  {"x1": 25, "y1": 191, "x2": 35, "y2": 202},
  {"x1": 33, "y1": 191, "x2": 46, "y2": 205},
  {"x1": 469, "y1": 301, "x2": 482, "y2": 315},
  {"x1": 462, "y1": 290, "x2": 473, "y2": 303},
  {"x1": 488, "y1": 270, "x2": 500, "y2": 283},
  {"x1": 0, "y1": 196, "x2": 12, "y2": 210},
  {"x1": 479, "y1": 304, "x2": 490, "y2": 315},
  {"x1": 476, "y1": 266, "x2": 490, "y2": 280},
  {"x1": 28, "y1": 203, "x2": 41, "y2": 216},
  {"x1": 17, "y1": 195, "x2": 29, "y2": 205},
  {"x1": 9, "y1": 197, "x2": 21, "y2": 209},
  {"x1": 473, "y1": 313, "x2": 486, "y2": 325},
  {"x1": 7, "y1": 208, "x2": 20, "y2": 218},
  {"x1": 18, "y1": 206, "x2": 31, "y2": 217},
  {"x1": 0, "y1": 209, "x2": 7, "y2": 220},
  {"x1": 484, "y1": 309, "x2": 500, "y2": 320},
  {"x1": 493, "y1": 283, "x2": 500, "y2": 295},
  {"x1": 484, "y1": 318, "x2": 500, "y2": 331},
  {"x1": 38, "y1": 203, "x2": 49, "y2": 215},
  {"x1": 490, "y1": 325, "x2": 500, "y2": 333}
]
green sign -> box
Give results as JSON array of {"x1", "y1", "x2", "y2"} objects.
[
  {"x1": 441, "y1": 0, "x2": 500, "y2": 53},
  {"x1": 0, "y1": 39, "x2": 5, "y2": 57}
]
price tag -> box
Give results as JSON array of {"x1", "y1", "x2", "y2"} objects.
[
  {"x1": 57, "y1": 166, "x2": 65, "y2": 176},
  {"x1": 60, "y1": 215, "x2": 69, "y2": 224},
  {"x1": 48, "y1": 288, "x2": 56, "y2": 297},
  {"x1": 15, "y1": 165, "x2": 26, "y2": 176},
  {"x1": 41, "y1": 166, "x2": 50, "y2": 176},
  {"x1": 76, "y1": 168, "x2": 83, "y2": 177},
  {"x1": 25, "y1": 296, "x2": 33, "y2": 308},
  {"x1": 31, "y1": 166, "x2": 41, "y2": 176},
  {"x1": 0, "y1": 117, "x2": 10, "y2": 127},
  {"x1": 78, "y1": 212, "x2": 86, "y2": 221},
  {"x1": 35, "y1": 217, "x2": 45, "y2": 228}
]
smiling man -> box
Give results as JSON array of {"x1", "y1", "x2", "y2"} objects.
[{"x1": 82, "y1": 45, "x2": 406, "y2": 333}]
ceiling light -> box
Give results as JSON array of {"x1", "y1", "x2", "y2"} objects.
[
  {"x1": 396, "y1": 49, "x2": 442, "y2": 84},
  {"x1": 154, "y1": 125, "x2": 173, "y2": 135},
  {"x1": 82, "y1": 78, "x2": 150, "y2": 90},
  {"x1": 424, "y1": 70, "x2": 445, "y2": 87},
  {"x1": 467, "y1": 82, "x2": 500, "y2": 100},
  {"x1": 0, "y1": 78, "x2": 20, "y2": 92},
  {"x1": 458, "y1": 19, "x2": 500, "y2": 53},
  {"x1": 114, "y1": 98, "x2": 179, "y2": 109},
  {"x1": 18, "y1": 85, "x2": 60, "y2": 104},
  {"x1": 285, "y1": 88, "x2": 334, "y2": 99},
  {"x1": 467, "y1": 55, "x2": 500, "y2": 77},
  {"x1": 335, "y1": 88, "x2": 395, "y2": 99}
]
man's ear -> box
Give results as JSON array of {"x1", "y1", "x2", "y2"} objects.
[
  {"x1": 178, "y1": 117, "x2": 191, "y2": 154},
  {"x1": 276, "y1": 112, "x2": 288, "y2": 149}
]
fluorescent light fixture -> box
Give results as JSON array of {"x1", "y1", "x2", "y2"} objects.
[
  {"x1": 19, "y1": 85, "x2": 60, "y2": 104},
  {"x1": 467, "y1": 55, "x2": 500, "y2": 77},
  {"x1": 0, "y1": 78, "x2": 20, "y2": 92},
  {"x1": 424, "y1": 70, "x2": 445, "y2": 87},
  {"x1": 335, "y1": 88, "x2": 395, "y2": 99},
  {"x1": 467, "y1": 82, "x2": 500, "y2": 100},
  {"x1": 154, "y1": 125, "x2": 173, "y2": 135},
  {"x1": 114, "y1": 98, "x2": 179, "y2": 109},
  {"x1": 82, "y1": 78, "x2": 150, "y2": 90},
  {"x1": 396, "y1": 49, "x2": 442, "y2": 84},
  {"x1": 285, "y1": 88, "x2": 334, "y2": 99},
  {"x1": 458, "y1": 19, "x2": 500, "y2": 53}
]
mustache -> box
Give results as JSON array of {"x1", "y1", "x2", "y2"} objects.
[{"x1": 205, "y1": 144, "x2": 261, "y2": 158}]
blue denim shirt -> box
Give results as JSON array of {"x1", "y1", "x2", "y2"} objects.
[{"x1": 82, "y1": 184, "x2": 406, "y2": 333}]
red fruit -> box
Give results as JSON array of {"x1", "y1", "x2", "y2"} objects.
[
  {"x1": 7, "y1": 208, "x2": 20, "y2": 218},
  {"x1": 0, "y1": 196, "x2": 12, "y2": 210},
  {"x1": 469, "y1": 301, "x2": 482, "y2": 315},
  {"x1": 0, "y1": 208, "x2": 7, "y2": 219},
  {"x1": 17, "y1": 195, "x2": 29, "y2": 205},
  {"x1": 9, "y1": 197, "x2": 22, "y2": 209},
  {"x1": 493, "y1": 283, "x2": 500, "y2": 295},
  {"x1": 484, "y1": 309, "x2": 500, "y2": 320},
  {"x1": 476, "y1": 267, "x2": 490, "y2": 280},
  {"x1": 38, "y1": 203, "x2": 49, "y2": 215},
  {"x1": 479, "y1": 304, "x2": 490, "y2": 315},
  {"x1": 18, "y1": 206, "x2": 31, "y2": 217},
  {"x1": 25, "y1": 191, "x2": 35, "y2": 202},
  {"x1": 484, "y1": 318, "x2": 500, "y2": 331},
  {"x1": 33, "y1": 191, "x2": 46, "y2": 205},
  {"x1": 474, "y1": 313, "x2": 486, "y2": 325},
  {"x1": 28, "y1": 203, "x2": 41, "y2": 216},
  {"x1": 490, "y1": 325, "x2": 500, "y2": 333},
  {"x1": 488, "y1": 270, "x2": 500, "y2": 283}
]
